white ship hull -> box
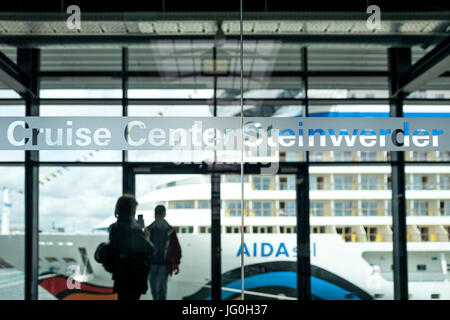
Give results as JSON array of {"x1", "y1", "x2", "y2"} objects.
[{"x1": 0, "y1": 233, "x2": 449, "y2": 300}]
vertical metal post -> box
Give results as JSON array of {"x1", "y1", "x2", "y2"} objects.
[
  {"x1": 296, "y1": 164, "x2": 311, "y2": 300},
  {"x1": 211, "y1": 43, "x2": 222, "y2": 299},
  {"x1": 388, "y1": 48, "x2": 410, "y2": 300},
  {"x1": 122, "y1": 165, "x2": 135, "y2": 196},
  {"x1": 121, "y1": 48, "x2": 135, "y2": 196},
  {"x1": 211, "y1": 173, "x2": 221, "y2": 300},
  {"x1": 301, "y1": 47, "x2": 308, "y2": 118},
  {"x1": 18, "y1": 48, "x2": 40, "y2": 301}
]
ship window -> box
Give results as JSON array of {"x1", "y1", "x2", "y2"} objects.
[
  {"x1": 226, "y1": 227, "x2": 232, "y2": 233},
  {"x1": 279, "y1": 177, "x2": 288, "y2": 190},
  {"x1": 309, "y1": 151, "x2": 323, "y2": 162},
  {"x1": 62, "y1": 257, "x2": 77, "y2": 263},
  {"x1": 364, "y1": 227, "x2": 378, "y2": 242},
  {"x1": 179, "y1": 227, "x2": 192, "y2": 233},
  {"x1": 311, "y1": 201, "x2": 324, "y2": 216},
  {"x1": 267, "y1": 226, "x2": 273, "y2": 234},
  {"x1": 310, "y1": 176, "x2": 325, "y2": 190},
  {"x1": 334, "y1": 201, "x2": 354, "y2": 216},
  {"x1": 417, "y1": 264, "x2": 427, "y2": 271},
  {"x1": 280, "y1": 201, "x2": 296, "y2": 216},
  {"x1": 280, "y1": 226, "x2": 285, "y2": 233},
  {"x1": 440, "y1": 201, "x2": 450, "y2": 216},
  {"x1": 198, "y1": 201, "x2": 210, "y2": 209},
  {"x1": 253, "y1": 227, "x2": 258, "y2": 233},
  {"x1": 336, "y1": 227, "x2": 352, "y2": 241},
  {"x1": 254, "y1": 201, "x2": 273, "y2": 216},
  {"x1": 374, "y1": 293, "x2": 384, "y2": 299},
  {"x1": 253, "y1": 176, "x2": 273, "y2": 190},
  {"x1": 361, "y1": 175, "x2": 378, "y2": 190},
  {"x1": 412, "y1": 151, "x2": 427, "y2": 161},
  {"x1": 312, "y1": 227, "x2": 325, "y2": 234},
  {"x1": 440, "y1": 152, "x2": 450, "y2": 161},
  {"x1": 233, "y1": 227, "x2": 239, "y2": 233},
  {"x1": 334, "y1": 176, "x2": 353, "y2": 190},
  {"x1": 440, "y1": 176, "x2": 450, "y2": 190},
  {"x1": 78, "y1": 248, "x2": 93, "y2": 274},
  {"x1": 199, "y1": 226, "x2": 206, "y2": 233},
  {"x1": 361, "y1": 151, "x2": 377, "y2": 162},
  {"x1": 226, "y1": 175, "x2": 241, "y2": 183},
  {"x1": 227, "y1": 201, "x2": 248, "y2": 216},
  {"x1": 170, "y1": 201, "x2": 194, "y2": 209},
  {"x1": 334, "y1": 151, "x2": 352, "y2": 161},
  {"x1": 45, "y1": 257, "x2": 58, "y2": 262},
  {"x1": 420, "y1": 227, "x2": 429, "y2": 241},
  {"x1": 431, "y1": 294, "x2": 440, "y2": 299}
]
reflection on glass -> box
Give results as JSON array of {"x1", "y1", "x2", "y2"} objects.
[{"x1": 38, "y1": 167, "x2": 122, "y2": 300}]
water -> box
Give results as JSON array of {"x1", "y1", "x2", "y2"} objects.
[{"x1": 0, "y1": 268, "x2": 57, "y2": 300}]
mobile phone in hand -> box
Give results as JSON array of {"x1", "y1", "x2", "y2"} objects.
[{"x1": 137, "y1": 214, "x2": 145, "y2": 230}]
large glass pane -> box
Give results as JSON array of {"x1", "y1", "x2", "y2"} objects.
[
  {"x1": 41, "y1": 47, "x2": 122, "y2": 71},
  {"x1": 310, "y1": 164, "x2": 394, "y2": 299},
  {"x1": 40, "y1": 78, "x2": 122, "y2": 99},
  {"x1": 221, "y1": 174, "x2": 298, "y2": 300},
  {"x1": 38, "y1": 167, "x2": 122, "y2": 300},
  {"x1": 308, "y1": 45, "x2": 387, "y2": 71},
  {"x1": 135, "y1": 174, "x2": 211, "y2": 300},
  {"x1": 308, "y1": 77, "x2": 389, "y2": 99},
  {"x1": 405, "y1": 164, "x2": 450, "y2": 300},
  {"x1": 0, "y1": 166, "x2": 25, "y2": 300}
]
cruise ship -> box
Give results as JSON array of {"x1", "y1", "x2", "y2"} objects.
[{"x1": 0, "y1": 103, "x2": 449, "y2": 300}]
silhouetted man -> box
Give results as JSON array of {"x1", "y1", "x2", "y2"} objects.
[{"x1": 146, "y1": 205, "x2": 182, "y2": 300}]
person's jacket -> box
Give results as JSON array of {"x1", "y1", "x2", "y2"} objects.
[
  {"x1": 108, "y1": 215, "x2": 154, "y2": 294},
  {"x1": 146, "y1": 219, "x2": 182, "y2": 276}
]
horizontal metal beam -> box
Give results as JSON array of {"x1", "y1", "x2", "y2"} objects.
[
  {"x1": 39, "y1": 70, "x2": 390, "y2": 78},
  {"x1": 2, "y1": 97, "x2": 450, "y2": 106},
  {"x1": 397, "y1": 36, "x2": 450, "y2": 95},
  {"x1": 0, "y1": 11, "x2": 449, "y2": 21},
  {"x1": 0, "y1": 34, "x2": 447, "y2": 47},
  {"x1": 6, "y1": 160, "x2": 450, "y2": 167},
  {"x1": 0, "y1": 51, "x2": 35, "y2": 97}
]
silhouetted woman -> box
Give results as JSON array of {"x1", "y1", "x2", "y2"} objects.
[{"x1": 108, "y1": 194, "x2": 153, "y2": 301}]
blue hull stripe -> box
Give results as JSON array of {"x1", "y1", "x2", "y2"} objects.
[{"x1": 205, "y1": 271, "x2": 361, "y2": 300}]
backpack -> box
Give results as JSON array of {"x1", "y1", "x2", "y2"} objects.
[{"x1": 94, "y1": 242, "x2": 117, "y2": 273}]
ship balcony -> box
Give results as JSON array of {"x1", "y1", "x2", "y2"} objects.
[{"x1": 310, "y1": 183, "x2": 390, "y2": 191}]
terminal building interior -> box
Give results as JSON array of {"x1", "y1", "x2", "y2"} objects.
[{"x1": 0, "y1": 0, "x2": 449, "y2": 300}]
